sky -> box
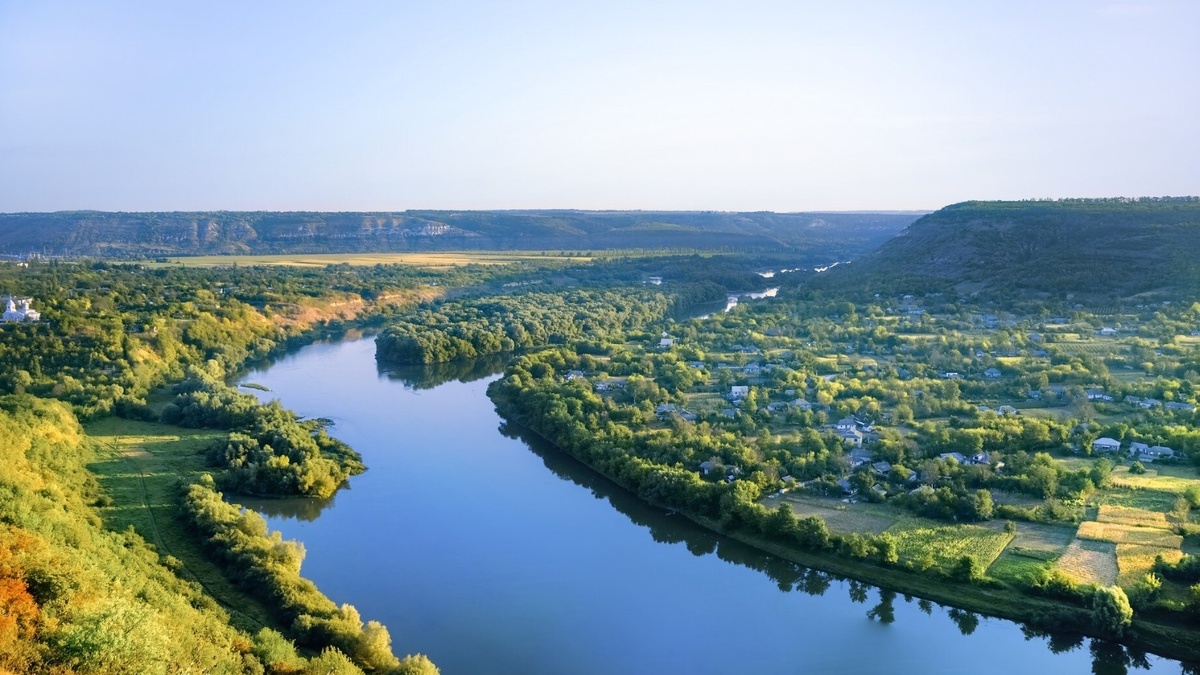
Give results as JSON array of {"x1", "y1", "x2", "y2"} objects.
[{"x1": 1, "y1": 1, "x2": 1197, "y2": 212}]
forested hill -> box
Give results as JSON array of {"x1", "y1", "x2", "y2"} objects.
[
  {"x1": 822, "y1": 198, "x2": 1200, "y2": 298},
  {"x1": 0, "y1": 210, "x2": 920, "y2": 259}
]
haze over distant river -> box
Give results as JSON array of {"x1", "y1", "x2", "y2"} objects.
[{"x1": 236, "y1": 338, "x2": 1184, "y2": 675}]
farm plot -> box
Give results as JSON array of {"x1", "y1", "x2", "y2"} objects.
[
  {"x1": 1076, "y1": 521, "x2": 1183, "y2": 548},
  {"x1": 885, "y1": 518, "x2": 1013, "y2": 570},
  {"x1": 1055, "y1": 539, "x2": 1119, "y2": 587},
  {"x1": 1096, "y1": 505, "x2": 1171, "y2": 530},
  {"x1": 1117, "y1": 544, "x2": 1184, "y2": 587}
]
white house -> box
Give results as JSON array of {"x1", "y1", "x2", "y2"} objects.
[
  {"x1": 1092, "y1": 437, "x2": 1122, "y2": 453},
  {"x1": 984, "y1": 368, "x2": 1002, "y2": 378},
  {"x1": 729, "y1": 386, "x2": 749, "y2": 400}
]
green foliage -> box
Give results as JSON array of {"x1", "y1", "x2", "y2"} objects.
[
  {"x1": 1090, "y1": 585, "x2": 1133, "y2": 636},
  {"x1": 163, "y1": 372, "x2": 364, "y2": 499}
]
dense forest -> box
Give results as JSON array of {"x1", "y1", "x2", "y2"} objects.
[{"x1": 0, "y1": 210, "x2": 919, "y2": 259}]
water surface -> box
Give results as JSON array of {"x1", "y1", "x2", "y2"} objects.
[{"x1": 237, "y1": 338, "x2": 1184, "y2": 675}]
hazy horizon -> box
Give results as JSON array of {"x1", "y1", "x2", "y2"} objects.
[{"x1": 3, "y1": 1, "x2": 1197, "y2": 212}]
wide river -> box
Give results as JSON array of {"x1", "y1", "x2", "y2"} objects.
[{"x1": 237, "y1": 337, "x2": 1185, "y2": 675}]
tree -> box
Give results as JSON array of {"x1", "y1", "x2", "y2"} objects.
[
  {"x1": 1091, "y1": 586, "x2": 1133, "y2": 637},
  {"x1": 396, "y1": 654, "x2": 441, "y2": 675},
  {"x1": 952, "y1": 555, "x2": 984, "y2": 583}
]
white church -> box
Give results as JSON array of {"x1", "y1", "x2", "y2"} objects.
[{"x1": 2, "y1": 296, "x2": 40, "y2": 323}]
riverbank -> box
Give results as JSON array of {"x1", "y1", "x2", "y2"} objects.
[{"x1": 488, "y1": 389, "x2": 1200, "y2": 665}]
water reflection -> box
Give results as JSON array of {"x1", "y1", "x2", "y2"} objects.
[
  {"x1": 234, "y1": 492, "x2": 338, "y2": 522},
  {"x1": 377, "y1": 351, "x2": 511, "y2": 390}
]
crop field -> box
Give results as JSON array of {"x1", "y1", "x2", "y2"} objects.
[
  {"x1": 1117, "y1": 544, "x2": 1184, "y2": 587},
  {"x1": 1055, "y1": 539, "x2": 1119, "y2": 586},
  {"x1": 683, "y1": 392, "x2": 727, "y2": 412},
  {"x1": 1057, "y1": 341, "x2": 1123, "y2": 357},
  {"x1": 885, "y1": 518, "x2": 1014, "y2": 570},
  {"x1": 156, "y1": 251, "x2": 597, "y2": 268},
  {"x1": 1076, "y1": 520, "x2": 1183, "y2": 548},
  {"x1": 1096, "y1": 505, "x2": 1171, "y2": 529}
]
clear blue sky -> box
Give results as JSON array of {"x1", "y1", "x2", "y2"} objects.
[{"x1": 1, "y1": 1, "x2": 1196, "y2": 211}]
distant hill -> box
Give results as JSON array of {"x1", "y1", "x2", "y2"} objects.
[
  {"x1": 0, "y1": 210, "x2": 922, "y2": 261},
  {"x1": 823, "y1": 198, "x2": 1200, "y2": 298}
]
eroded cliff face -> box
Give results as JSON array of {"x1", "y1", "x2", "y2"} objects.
[{"x1": 0, "y1": 210, "x2": 920, "y2": 258}]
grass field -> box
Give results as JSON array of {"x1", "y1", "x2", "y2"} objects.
[
  {"x1": 765, "y1": 493, "x2": 898, "y2": 535},
  {"x1": 885, "y1": 517, "x2": 1014, "y2": 571},
  {"x1": 1056, "y1": 538, "x2": 1119, "y2": 586},
  {"x1": 1112, "y1": 464, "x2": 1200, "y2": 494},
  {"x1": 86, "y1": 417, "x2": 281, "y2": 633}
]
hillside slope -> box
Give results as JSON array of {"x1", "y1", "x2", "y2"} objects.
[
  {"x1": 0, "y1": 210, "x2": 920, "y2": 259},
  {"x1": 825, "y1": 198, "x2": 1200, "y2": 297}
]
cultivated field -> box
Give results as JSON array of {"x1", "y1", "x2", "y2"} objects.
[
  {"x1": 1055, "y1": 539, "x2": 1119, "y2": 586},
  {"x1": 766, "y1": 493, "x2": 897, "y2": 535},
  {"x1": 1117, "y1": 544, "x2": 1184, "y2": 586},
  {"x1": 1095, "y1": 504, "x2": 1171, "y2": 529},
  {"x1": 156, "y1": 251, "x2": 597, "y2": 268},
  {"x1": 885, "y1": 517, "x2": 1013, "y2": 571},
  {"x1": 1076, "y1": 520, "x2": 1183, "y2": 548}
]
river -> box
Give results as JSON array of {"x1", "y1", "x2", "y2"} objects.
[{"x1": 236, "y1": 338, "x2": 1184, "y2": 674}]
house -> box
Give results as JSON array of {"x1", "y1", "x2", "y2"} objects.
[
  {"x1": 835, "y1": 416, "x2": 859, "y2": 431},
  {"x1": 766, "y1": 402, "x2": 789, "y2": 413},
  {"x1": 658, "y1": 338, "x2": 675, "y2": 349},
  {"x1": 1, "y1": 296, "x2": 40, "y2": 323},
  {"x1": 941, "y1": 372, "x2": 962, "y2": 379},
  {"x1": 647, "y1": 276, "x2": 662, "y2": 285},
  {"x1": 984, "y1": 368, "x2": 1002, "y2": 378},
  {"x1": 997, "y1": 405, "x2": 1018, "y2": 416},
  {"x1": 872, "y1": 461, "x2": 892, "y2": 475},
  {"x1": 837, "y1": 478, "x2": 855, "y2": 495},
  {"x1": 1142, "y1": 445, "x2": 1176, "y2": 462},
  {"x1": 720, "y1": 409, "x2": 737, "y2": 419},
  {"x1": 790, "y1": 398, "x2": 813, "y2": 411},
  {"x1": 679, "y1": 411, "x2": 699, "y2": 422},
  {"x1": 938, "y1": 452, "x2": 966, "y2": 463},
  {"x1": 594, "y1": 381, "x2": 611, "y2": 393},
  {"x1": 1129, "y1": 442, "x2": 1149, "y2": 457},
  {"x1": 1166, "y1": 402, "x2": 1197, "y2": 413},
  {"x1": 688, "y1": 361, "x2": 706, "y2": 370},
  {"x1": 729, "y1": 386, "x2": 749, "y2": 400},
  {"x1": 1098, "y1": 327, "x2": 1118, "y2": 336},
  {"x1": 970, "y1": 452, "x2": 992, "y2": 465},
  {"x1": 1027, "y1": 391, "x2": 1042, "y2": 400},
  {"x1": 1092, "y1": 437, "x2": 1122, "y2": 453},
  {"x1": 655, "y1": 404, "x2": 677, "y2": 419},
  {"x1": 565, "y1": 370, "x2": 585, "y2": 381},
  {"x1": 871, "y1": 484, "x2": 888, "y2": 499},
  {"x1": 839, "y1": 428, "x2": 864, "y2": 448},
  {"x1": 743, "y1": 364, "x2": 762, "y2": 376},
  {"x1": 847, "y1": 448, "x2": 873, "y2": 467},
  {"x1": 699, "y1": 460, "x2": 717, "y2": 475},
  {"x1": 1087, "y1": 389, "x2": 1114, "y2": 402}
]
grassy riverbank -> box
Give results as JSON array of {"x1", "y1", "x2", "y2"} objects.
[{"x1": 86, "y1": 417, "x2": 283, "y2": 634}]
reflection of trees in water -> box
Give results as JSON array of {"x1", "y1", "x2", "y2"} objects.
[
  {"x1": 230, "y1": 492, "x2": 338, "y2": 522},
  {"x1": 377, "y1": 352, "x2": 511, "y2": 390},
  {"x1": 501, "y1": 418, "x2": 1185, "y2": 673}
]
